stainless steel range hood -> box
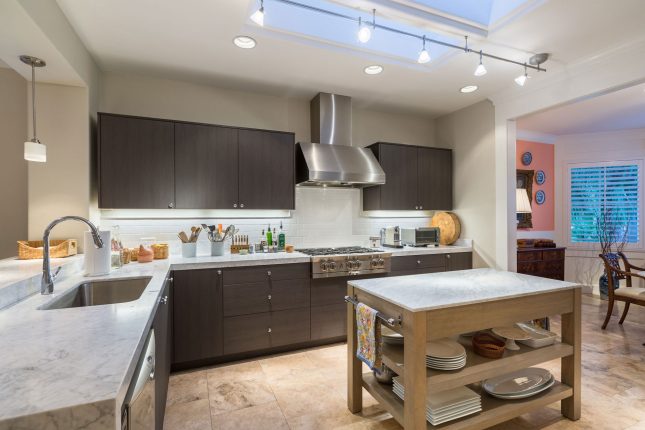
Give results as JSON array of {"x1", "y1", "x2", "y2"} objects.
[{"x1": 296, "y1": 93, "x2": 385, "y2": 187}]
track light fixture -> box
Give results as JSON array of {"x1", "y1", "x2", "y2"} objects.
[
  {"x1": 474, "y1": 50, "x2": 487, "y2": 76},
  {"x1": 264, "y1": 0, "x2": 548, "y2": 83},
  {"x1": 417, "y1": 36, "x2": 430, "y2": 64},
  {"x1": 251, "y1": 0, "x2": 265, "y2": 26},
  {"x1": 514, "y1": 64, "x2": 528, "y2": 86}
]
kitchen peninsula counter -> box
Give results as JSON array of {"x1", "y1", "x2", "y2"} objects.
[{"x1": 347, "y1": 269, "x2": 581, "y2": 429}]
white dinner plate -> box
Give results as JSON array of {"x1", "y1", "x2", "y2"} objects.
[
  {"x1": 487, "y1": 376, "x2": 555, "y2": 399},
  {"x1": 425, "y1": 339, "x2": 466, "y2": 359},
  {"x1": 483, "y1": 368, "x2": 552, "y2": 396}
]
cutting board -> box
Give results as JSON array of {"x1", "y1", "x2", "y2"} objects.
[{"x1": 431, "y1": 212, "x2": 461, "y2": 245}]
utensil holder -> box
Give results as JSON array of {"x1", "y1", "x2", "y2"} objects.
[
  {"x1": 182, "y1": 242, "x2": 197, "y2": 258},
  {"x1": 211, "y1": 241, "x2": 225, "y2": 256}
]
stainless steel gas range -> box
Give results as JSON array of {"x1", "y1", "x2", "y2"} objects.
[{"x1": 297, "y1": 246, "x2": 392, "y2": 278}]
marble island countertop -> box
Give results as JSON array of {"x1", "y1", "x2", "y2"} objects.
[{"x1": 349, "y1": 268, "x2": 580, "y2": 312}]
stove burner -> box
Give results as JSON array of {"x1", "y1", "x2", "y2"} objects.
[{"x1": 297, "y1": 246, "x2": 384, "y2": 256}]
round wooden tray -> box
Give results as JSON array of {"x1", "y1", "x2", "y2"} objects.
[{"x1": 431, "y1": 212, "x2": 461, "y2": 245}]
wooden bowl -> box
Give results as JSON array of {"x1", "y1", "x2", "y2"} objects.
[{"x1": 472, "y1": 332, "x2": 506, "y2": 359}]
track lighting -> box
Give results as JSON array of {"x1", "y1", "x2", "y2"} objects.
[
  {"x1": 357, "y1": 9, "x2": 375, "y2": 44},
  {"x1": 417, "y1": 36, "x2": 430, "y2": 64},
  {"x1": 515, "y1": 65, "x2": 528, "y2": 86},
  {"x1": 251, "y1": 0, "x2": 264, "y2": 26},
  {"x1": 474, "y1": 50, "x2": 487, "y2": 76}
]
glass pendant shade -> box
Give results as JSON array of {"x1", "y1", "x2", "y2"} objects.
[{"x1": 25, "y1": 140, "x2": 46, "y2": 162}]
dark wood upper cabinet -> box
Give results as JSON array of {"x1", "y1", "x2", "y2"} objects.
[
  {"x1": 99, "y1": 113, "x2": 175, "y2": 209},
  {"x1": 363, "y1": 142, "x2": 453, "y2": 211},
  {"x1": 418, "y1": 147, "x2": 452, "y2": 210},
  {"x1": 98, "y1": 113, "x2": 296, "y2": 209},
  {"x1": 175, "y1": 123, "x2": 239, "y2": 209},
  {"x1": 238, "y1": 129, "x2": 295, "y2": 209}
]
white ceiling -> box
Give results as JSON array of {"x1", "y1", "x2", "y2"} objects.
[
  {"x1": 518, "y1": 83, "x2": 645, "y2": 135},
  {"x1": 55, "y1": 0, "x2": 645, "y2": 116}
]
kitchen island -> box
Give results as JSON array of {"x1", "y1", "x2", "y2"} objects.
[{"x1": 347, "y1": 269, "x2": 581, "y2": 429}]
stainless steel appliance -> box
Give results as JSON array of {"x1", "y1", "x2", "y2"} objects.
[
  {"x1": 295, "y1": 93, "x2": 386, "y2": 187},
  {"x1": 381, "y1": 226, "x2": 402, "y2": 248},
  {"x1": 401, "y1": 227, "x2": 440, "y2": 247},
  {"x1": 297, "y1": 246, "x2": 392, "y2": 278},
  {"x1": 122, "y1": 329, "x2": 155, "y2": 430}
]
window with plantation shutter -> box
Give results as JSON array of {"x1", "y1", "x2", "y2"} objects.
[{"x1": 569, "y1": 162, "x2": 641, "y2": 245}]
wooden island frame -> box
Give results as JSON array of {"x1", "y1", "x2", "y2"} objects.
[{"x1": 347, "y1": 278, "x2": 581, "y2": 429}]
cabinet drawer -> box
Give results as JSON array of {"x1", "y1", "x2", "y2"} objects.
[
  {"x1": 270, "y1": 307, "x2": 311, "y2": 347},
  {"x1": 223, "y1": 282, "x2": 270, "y2": 316},
  {"x1": 311, "y1": 277, "x2": 347, "y2": 307},
  {"x1": 542, "y1": 249, "x2": 564, "y2": 261},
  {"x1": 391, "y1": 254, "x2": 445, "y2": 272},
  {"x1": 224, "y1": 278, "x2": 310, "y2": 316},
  {"x1": 223, "y1": 313, "x2": 271, "y2": 355},
  {"x1": 311, "y1": 304, "x2": 346, "y2": 340},
  {"x1": 223, "y1": 263, "x2": 309, "y2": 285},
  {"x1": 517, "y1": 262, "x2": 537, "y2": 274},
  {"x1": 517, "y1": 251, "x2": 540, "y2": 262}
]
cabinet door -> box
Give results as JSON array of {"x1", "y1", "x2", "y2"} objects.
[
  {"x1": 446, "y1": 252, "x2": 472, "y2": 271},
  {"x1": 311, "y1": 304, "x2": 346, "y2": 340},
  {"x1": 270, "y1": 308, "x2": 311, "y2": 347},
  {"x1": 172, "y1": 269, "x2": 223, "y2": 364},
  {"x1": 175, "y1": 123, "x2": 239, "y2": 209},
  {"x1": 223, "y1": 313, "x2": 271, "y2": 355},
  {"x1": 238, "y1": 129, "x2": 295, "y2": 209},
  {"x1": 99, "y1": 114, "x2": 174, "y2": 208},
  {"x1": 377, "y1": 144, "x2": 419, "y2": 210},
  {"x1": 391, "y1": 254, "x2": 446, "y2": 272},
  {"x1": 223, "y1": 282, "x2": 270, "y2": 316},
  {"x1": 418, "y1": 147, "x2": 452, "y2": 210},
  {"x1": 154, "y1": 280, "x2": 171, "y2": 430}
]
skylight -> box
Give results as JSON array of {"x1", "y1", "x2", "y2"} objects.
[{"x1": 393, "y1": 0, "x2": 532, "y2": 27}]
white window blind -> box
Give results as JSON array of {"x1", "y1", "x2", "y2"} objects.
[{"x1": 570, "y1": 163, "x2": 640, "y2": 244}]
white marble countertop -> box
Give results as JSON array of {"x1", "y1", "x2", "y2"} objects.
[
  {"x1": 348, "y1": 268, "x2": 580, "y2": 312},
  {"x1": 0, "y1": 251, "x2": 311, "y2": 428}
]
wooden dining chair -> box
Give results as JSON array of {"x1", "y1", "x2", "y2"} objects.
[{"x1": 599, "y1": 252, "x2": 645, "y2": 329}]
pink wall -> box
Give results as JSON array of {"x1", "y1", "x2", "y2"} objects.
[{"x1": 516, "y1": 140, "x2": 554, "y2": 231}]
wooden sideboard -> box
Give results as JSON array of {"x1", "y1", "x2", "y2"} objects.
[{"x1": 517, "y1": 247, "x2": 566, "y2": 281}]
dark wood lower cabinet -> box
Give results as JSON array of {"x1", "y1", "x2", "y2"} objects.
[
  {"x1": 311, "y1": 303, "x2": 346, "y2": 340},
  {"x1": 517, "y1": 247, "x2": 565, "y2": 280},
  {"x1": 172, "y1": 269, "x2": 223, "y2": 365},
  {"x1": 154, "y1": 278, "x2": 171, "y2": 430},
  {"x1": 446, "y1": 252, "x2": 473, "y2": 271},
  {"x1": 270, "y1": 307, "x2": 311, "y2": 347}
]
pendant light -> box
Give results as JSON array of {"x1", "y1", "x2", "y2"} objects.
[
  {"x1": 417, "y1": 36, "x2": 430, "y2": 64},
  {"x1": 251, "y1": 0, "x2": 265, "y2": 26},
  {"x1": 474, "y1": 50, "x2": 487, "y2": 76},
  {"x1": 358, "y1": 9, "x2": 375, "y2": 43},
  {"x1": 21, "y1": 55, "x2": 47, "y2": 163}
]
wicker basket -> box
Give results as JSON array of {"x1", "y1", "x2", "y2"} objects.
[{"x1": 17, "y1": 239, "x2": 78, "y2": 260}]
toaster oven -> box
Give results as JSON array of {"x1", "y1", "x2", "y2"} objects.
[{"x1": 401, "y1": 227, "x2": 440, "y2": 247}]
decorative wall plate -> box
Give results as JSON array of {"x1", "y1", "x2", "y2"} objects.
[
  {"x1": 535, "y1": 170, "x2": 546, "y2": 185},
  {"x1": 521, "y1": 151, "x2": 533, "y2": 166},
  {"x1": 535, "y1": 190, "x2": 546, "y2": 205}
]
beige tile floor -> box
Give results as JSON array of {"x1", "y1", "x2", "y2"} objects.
[{"x1": 165, "y1": 295, "x2": 645, "y2": 429}]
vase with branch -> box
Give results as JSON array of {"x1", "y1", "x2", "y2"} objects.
[{"x1": 596, "y1": 206, "x2": 630, "y2": 299}]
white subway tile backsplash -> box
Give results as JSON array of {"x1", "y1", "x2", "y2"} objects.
[{"x1": 100, "y1": 188, "x2": 433, "y2": 253}]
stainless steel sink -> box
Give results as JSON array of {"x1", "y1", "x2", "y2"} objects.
[{"x1": 40, "y1": 277, "x2": 152, "y2": 310}]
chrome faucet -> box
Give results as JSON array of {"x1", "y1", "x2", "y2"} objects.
[{"x1": 41, "y1": 215, "x2": 104, "y2": 295}]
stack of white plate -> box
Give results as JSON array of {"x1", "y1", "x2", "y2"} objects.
[
  {"x1": 426, "y1": 339, "x2": 467, "y2": 370},
  {"x1": 483, "y1": 368, "x2": 555, "y2": 399},
  {"x1": 392, "y1": 377, "x2": 481, "y2": 425},
  {"x1": 381, "y1": 326, "x2": 404, "y2": 345}
]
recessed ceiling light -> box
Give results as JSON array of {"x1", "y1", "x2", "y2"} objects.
[
  {"x1": 233, "y1": 36, "x2": 256, "y2": 49},
  {"x1": 460, "y1": 85, "x2": 478, "y2": 93},
  {"x1": 364, "y1": 65, "x2": 383, "y2": 75}
]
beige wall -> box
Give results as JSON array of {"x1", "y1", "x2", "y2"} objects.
[
  {"x1": 0, "y1": 67, "x2": 28, "y2": 258},
  {"x1": 435, "y1": 100, "x2": 496, "y2": 268},
  {"x1": 28, "y1": 83, "x2": 90, "y2": 249},
  {"x1": 99, "y1": 72, "x2": 435, "y2": 148}
]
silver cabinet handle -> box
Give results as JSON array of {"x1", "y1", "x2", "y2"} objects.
[
  {"x1": 267, "y1": 328, "x2": 272, "y2": 333},
  {"x1": 268, "y1": 294, "x2": 272, "y2": 300},
  {"x1": 240, "y1": 204, "x2": 244, "y2": 208},
  {"x1": 233, "y1": 203, "x2": 237, "y2": 208},
  {"x1": 217, "y1": 270, "x2": 222, "y2": 275},
  {"x1": 267, "y1": 270, "x2": 272, "y2": 277},
  {"x1": 419, "y1": 206, "x2": 423, "y2": 210},
  {"x1": 168, "y1": 202, "x2": 174, "y2": 208},
  {"x1": 160, "y1": 296, "x2": 168, "y2": 305},
  {"x1": 165, "y1": 277, "x2": 173, "y2": 283},
  {"x1": 417, "y1": 260, "x2": 421, "y2": 265},
  {"x1": 446, "y1": 254, "x2": 451, "y2": 259},
  {"x1": 415, "y1": 206, "x2": 419, "y2": 210}
]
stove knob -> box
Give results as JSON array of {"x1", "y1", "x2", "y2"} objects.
[
  {"x1": 328, "y1": 261, "x2": 337, "y2": 270},
  {"x1": 378, "y1": 258, "x2": 385, "y2": 267},
  {"x1": 320, "y1": 261, "x2": 328, "y2": 271},
  {"x1": 353, "y1": 259, "x2": 361, "y2": 269},
  {"x1": 370, "y1": 259, "x2": 378, "y2": 268}
]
